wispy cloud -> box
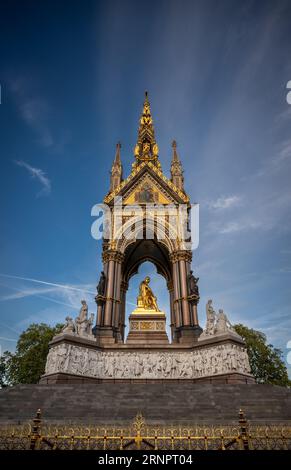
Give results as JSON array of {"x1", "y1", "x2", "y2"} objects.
[
  {"x1": 277, "y1": 140, "x2": 291, "y2": 164},
  {"x1": 15, "y1": 160, "x2": 51, "y2": 196},
  {"x1": 207, "y1": 195, "x2": 242, "y2": 210},
  {"x1": 218, "y1": 220, "x2": 263, "y2": 234},
  {"x1": 19, "y1": 98, "x2": 53, "y2": 148},
  {"x1": 248, "y1": 140, "x2": 291, "y2": 180},
  {"x1": 9, "y1": 77, "x2": 55, "y2": 149},
  {"x1": 8, "y1": 76, "x2": 70, "y2": 152}
]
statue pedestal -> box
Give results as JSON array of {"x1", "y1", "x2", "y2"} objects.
[{"x1": 126, "y1": 307, "x2": 169, "y2": 345}]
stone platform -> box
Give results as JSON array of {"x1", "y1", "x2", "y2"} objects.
[
  {"x1": 126, "y1": 307, "x2": 169, "y2": 345},
  {"x1": 40, "y1": 332, "x2": 253, "y2": 384},
  {"x1": 0, "y1": 383, "x2": 291, "y2": 425}
]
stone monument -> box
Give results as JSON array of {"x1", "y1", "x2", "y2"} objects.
[{"x1": 40, "y1": 93, "x2": 254, "y2": 385}]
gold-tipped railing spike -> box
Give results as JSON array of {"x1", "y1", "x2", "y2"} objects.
[
  {"x1": 30, "y1": 409, "x2": 42, "y2": 450},
  {"x1": 238, "y1": 408, "x2": 250, "y2": 450},
  {"x1": 133, "y1": 412, "x2": 145, "y2": 433}
]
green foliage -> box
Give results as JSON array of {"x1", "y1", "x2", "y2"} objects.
[
  {"x1": 0, "y1": 323, "x2": 63, "y2": 386},
  {"x1": 0, "y1": 352, "x2": 9, "y2": 388},
  {"x1": 234, "y1": 323, "x2": 290, "y2": 387}
]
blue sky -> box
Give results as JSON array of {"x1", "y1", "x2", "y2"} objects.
[{"x1": 0, "y1": 0, "x2": 291, "y2": 374}]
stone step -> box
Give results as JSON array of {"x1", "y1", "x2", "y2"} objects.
[{"x1": 0, "y1": 383, "x2": 290, "y2": 425}]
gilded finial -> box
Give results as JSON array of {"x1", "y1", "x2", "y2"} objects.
[{"x1": 133, "y1": 92, "x2": 161, "y2": 169}]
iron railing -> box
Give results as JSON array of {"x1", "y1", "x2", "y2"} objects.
[{"x1": 0, "y1": 409, "x2": 290, "y2": 450}]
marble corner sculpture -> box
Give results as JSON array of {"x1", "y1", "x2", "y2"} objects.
[{"x1": 41, "y1": 93, "x2": 254, "y2": 385}]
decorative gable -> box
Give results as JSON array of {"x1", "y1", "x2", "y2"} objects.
[
  {"x1": 104, "y1": 162, "x2": 189, "y2": 205},
  {"x1": 123, "y1": 174, "x2": 173, "y2": 205}
]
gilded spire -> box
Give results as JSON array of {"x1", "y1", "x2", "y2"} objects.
[{"x1": 133, "y1": 92, "x2": 160, "y2": 168}]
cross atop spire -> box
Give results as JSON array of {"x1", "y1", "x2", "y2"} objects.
[{"x1": 133, "y1": 92, "x2": 160, "y2": 168}]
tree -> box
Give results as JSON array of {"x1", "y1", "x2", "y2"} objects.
[
  {"x1": 0, "y1": 352, "x2": 9, "y2": 388},
  {"x1": 0, "y1": 323, "x2": 63, "y2": 386},
  {"x1": 234, "y1": 323, "x2": 290, "y2": 386}
]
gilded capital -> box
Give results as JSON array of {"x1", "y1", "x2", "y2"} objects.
[
  {"x1": 102, "y1": 250, "x2": 124, "y2": 264},
  {"x1": 170, "y1": 251, "x2": 192, "y2": 263}
]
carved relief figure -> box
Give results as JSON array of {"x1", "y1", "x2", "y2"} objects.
[{"x1": 45, "y1": 343, "x2": 251, "y2": 381}]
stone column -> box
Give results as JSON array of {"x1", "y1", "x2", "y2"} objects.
[
  {"x1": 113, "y1": 255, "x2": 123, "y2": 341},
  {"x1": 171, "y1": 250, "x2": 202, "y2": 344},
  {"x1": 167, "y1": 280, "x2": 175, "y2": 342},
  {"x1": 192, "y1": 303, "x2": 199, "y2": 325},
  {"x1": 119, "y1": 280, "x2": 128, "y2": 341},
  {"x1": 95, "y1": 250, "x2": 124, "y2": 345},
  {"x1": 171, "y1": 254, "x2": 182, "y2": 329},
  {"x1": 104, "y1": 257, "x2": 115, "y2": 326},
  {"x1": 96, "y1": 301, "x2": 103, "y2": 327},
  {"x1": 179, "y1": 257, "x2": 191, "y2": 326}
]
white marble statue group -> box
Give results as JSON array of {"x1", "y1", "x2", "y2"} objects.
[
  {"x1": 62, "y1": 300, "x2": 94, "y2": 339},
  {"x1": 199, "y1": 299, "x2": 240, "y2": 340},
  {"x1": 45, "y1": 342, "x2": 251, "y2": 380}
]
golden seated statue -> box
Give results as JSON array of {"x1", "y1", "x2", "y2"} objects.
[{"x1": 137, "y1": 276, "x2": 159, "y2": 311}]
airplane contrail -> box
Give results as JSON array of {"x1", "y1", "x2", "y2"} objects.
[
  {"x1": 0, "y1": 273, "x2": 137, "y2": 307},
  {"x1": 0, "y1": 273, "x2": 96, "y2": 294},
  {"x1": 0, "y1": 336, "x2": 17, "y2": 342}
]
